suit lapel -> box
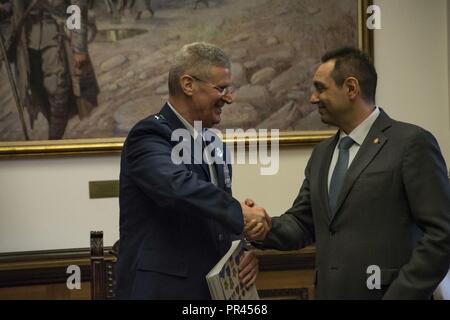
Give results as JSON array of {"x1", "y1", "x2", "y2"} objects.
[
  {"x1": 160, "y1": 104, "x2": 211, "y2": 180},
  {"x1": 195, "y1": 137, "x2": 212, "y2": 181},
  {"x1": 331, "y1": 110, "x2": 393, "y2": 222},
  {"x1": 215, "y1": 162, "x2": 226, "y2": 189},
  {"x1": 319, "y1": 134, "x2": 339, "y2": 223},
  {"x1": 210, "y1": 133, "x2": 227, "y2": 190}
]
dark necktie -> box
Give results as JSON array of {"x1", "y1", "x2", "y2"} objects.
[
  {"x1": 329, "y1": 136, "x2": 355, "y2": 216},
  {"x1": 201, "y1": 129, "x2": 218, "y2": 185}
]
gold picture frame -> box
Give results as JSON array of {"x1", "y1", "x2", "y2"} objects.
[{"x1": 0, "y1": 0, "x2": 373, "y2": 158}]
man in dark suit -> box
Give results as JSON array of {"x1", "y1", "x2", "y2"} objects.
[
  {"x1": 116, "y1": 42, "x2": 267, "y2": 299},
  {"x1": 244, "y1": 47, "x2": 450, "y2": 299}
]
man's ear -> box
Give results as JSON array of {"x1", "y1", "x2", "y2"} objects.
[
  {"x1": 344, "y1": 77, "x2": 360, "y2": 100},
  {"x1": 180, "y1": 75, "x2": 195, "y2": 96}
]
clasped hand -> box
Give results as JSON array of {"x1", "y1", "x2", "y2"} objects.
[{"x1": 240, "y1": 198, "x2": 271, "y2": 241}]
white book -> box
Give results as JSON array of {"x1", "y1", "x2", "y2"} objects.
[{"x1": 206, "y1": 240, "x2": 260, "y2": 300}]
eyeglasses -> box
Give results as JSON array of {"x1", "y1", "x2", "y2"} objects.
[{"x1": 189, "y1": 75, "x2": 234, "y2": 97}]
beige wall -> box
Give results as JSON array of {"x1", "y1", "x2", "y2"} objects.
[
  {"x1": 374, "y1": 0, "x2": 450, "y2": 162},
  {"x1": 0, "y1": 0, "x2": 449, "y2": 253}
]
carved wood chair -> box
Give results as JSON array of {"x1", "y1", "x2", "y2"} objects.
[{"x1": 90, "y1": 231, "x2": 118, "y2": 300}]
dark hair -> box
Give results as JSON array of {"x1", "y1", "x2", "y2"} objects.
[{"x1": 321, "y1": 47, "x2": 377, "y2": 104}]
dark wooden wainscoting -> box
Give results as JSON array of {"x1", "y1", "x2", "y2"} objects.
[
  {"x1": 0, "y1": 248, "x2": 99, "y2": 300},
  {"x1": 0, "y1": 246, "x2": 315, "y2": 300},
  {"x1": 255, "y1": 246, "x2": 316, "y2": 299}
]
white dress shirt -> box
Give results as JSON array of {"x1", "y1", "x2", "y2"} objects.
[
  {"x1": 167, "y1": 102, "x2": 219, "y2": 186},
  {"x1": 327, "y1": 107, "x2": 380, "y2": 191}
]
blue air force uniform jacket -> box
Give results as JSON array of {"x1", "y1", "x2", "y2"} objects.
[{"x1": 116, "y1": 103, "x2": 243, "y2": 299}]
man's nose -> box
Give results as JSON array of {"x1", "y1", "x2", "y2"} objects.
[
  {"x1": 222, "y1": 92, "x2": 234, "y2": 104},
  {"x1": 310, "y1": 92, "x2": 319, "y2": 104}
]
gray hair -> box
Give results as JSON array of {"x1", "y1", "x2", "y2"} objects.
[{"x1": 168, "y1": 42, "x2": 231, "y2": 96}]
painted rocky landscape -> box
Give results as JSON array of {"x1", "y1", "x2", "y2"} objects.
[{"x1": 0, "y1": 0, "x2": 359, "y2": 141}]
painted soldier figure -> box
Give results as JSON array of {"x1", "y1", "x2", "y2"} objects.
[
  {"x1": 127, "y1": 0, "x2": 153, "y2": 20},
  {"x1": 194, "y1": 0, "x2": 209, "y2": 9},
  {"x1": 0, "y1": 1, "x2": 12, "y2": 58},
  {"x1": 103, "y1": 0, "x2": 120, "y2": 16},
  {"x1": 6, "y1": 0, "x2": 99, "y2": 140},
  {"x1": 103, "y1": 0, "x2": 153, "y2": 20},
  {"x1": 0, "y1": 0, "x2": 11, "y2": 40}
]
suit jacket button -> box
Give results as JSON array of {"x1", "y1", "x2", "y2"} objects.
[{"x1": 218, "y1": 233, "x2": 224, "y2": 241}]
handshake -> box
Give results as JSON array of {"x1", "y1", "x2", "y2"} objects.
[{"x1": 240, "y1": 198, "x2": 272, "y2": 242}]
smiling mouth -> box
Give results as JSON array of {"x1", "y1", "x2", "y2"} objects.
[{"x1": 318, "y1": 106, "x2": 326, "y2": 114}]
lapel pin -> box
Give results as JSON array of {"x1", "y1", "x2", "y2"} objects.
[{"x1": 373, "y1": 138, "x2": 380, "y2": 144}]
